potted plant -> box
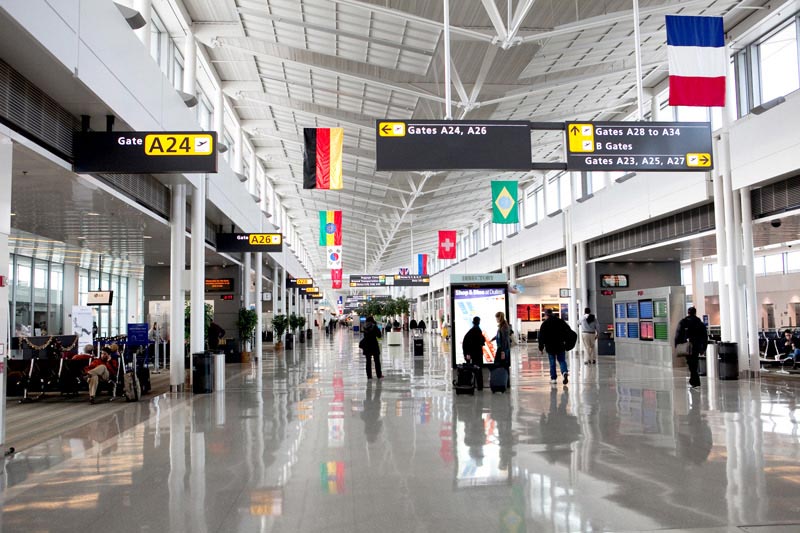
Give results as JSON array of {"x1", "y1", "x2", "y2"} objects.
[
  {"x1": 395, "y1": 296, "x2": 411, "y2": 330},
  {"x1": 271, "y1": 314, "x2": 288, "y2": 350},
  {"x1": 286, "y1": 312, "x2": 299, "y2": 349},
  {"x1": 237, "y1": 308, "x2": 258, "y2": 363},
  {"x1": 298, "y1": 315, "x2": 307, "y2": 343}
]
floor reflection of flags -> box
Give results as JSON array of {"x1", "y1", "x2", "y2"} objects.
[{"x1": 321, "y1": 461, "x2": 345, "y2": 494}]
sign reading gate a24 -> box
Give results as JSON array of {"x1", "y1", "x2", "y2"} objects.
[
  {"x1": 565, "y1": 121, "x2": 713, "y2": 172},
  {"x1": 73, "y1": 131, "x2": 217, "y2": 174}
]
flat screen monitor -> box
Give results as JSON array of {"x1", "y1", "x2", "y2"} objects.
[
  {"x1": 639, "y1": 321, "x2": 654, "y2": 341},
  {"x1": 452, "y1": 286, "x2": 507, "y2": 366},
  {"x1": 601, "y1": 274, "x2": 629, "y2": 288},
  {"x1": 614, "y1": 303, "x2": 626, "y2": 319},
  {"x1": 615, "y1": 322, "x2": 627, "y2": 338},
  {"x1": 626, "y1": 302, "x2": 638, "y2": 318},
  {"x1": 638, "y1": 300, "x2": 654, "y2": 320},
  {"x1": 87, "y1": 291, "x2": 113, "y2": 306}
]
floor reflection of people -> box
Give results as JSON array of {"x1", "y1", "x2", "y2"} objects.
[
  {"x1": 459, "y1": 396, "x2": 486, "y2": 467},
  {"x1": 362, "y1": 380, "x2": 383, "y2": 443},
  {"x1": 676, "y1": 389, "x2": 713, "y2": 465},
  {"x1": 490, "y1": 394, "x2": 514, "y2": 472},
  {"x1": 539, "y1": 387, "x2": 581, "y2": 463}
]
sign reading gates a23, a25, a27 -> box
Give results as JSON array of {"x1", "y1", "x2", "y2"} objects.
[{"x1": 73, "y1": 131, "x2": 217, "y2": 174}]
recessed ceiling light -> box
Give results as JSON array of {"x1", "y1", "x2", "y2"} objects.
[
  {"x1": 10, "y1": 213, "x2": 15, "y2": 216},
  {"x1": 86, "y1": 212, "x2": 100, "y2": 216},
  {"x1": 143, "y1": 235, "x2": 153, "y2": 239},
  {"x1": 157, "y1": 261, "x2": 165, "y2": 265}
]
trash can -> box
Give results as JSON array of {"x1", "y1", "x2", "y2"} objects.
[
  {"x1": 718, "y1": 342, "x2": 739, "y2": 380},
  {"x1": 214, "y1": 352, "x2": 225, "y2": 391},
  {"x1": 413, "y1": 337, "x2": 424, "y2": 357},
  {"x1": 698, "y1": 355, "x2": 707, "y2": 376},
  {"x1": 193, "y1": 352, "x2": 214, "y2": 393}
]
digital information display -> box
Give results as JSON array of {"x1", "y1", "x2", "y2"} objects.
[
  {"x1": 216, "y1": 233, "x2": 283, "y2": 253},
  {"x1": 615, "y1": 322, "x2": 627, "y2": 338},
  {"x1": 639, "y1": 321, "x2": 654, "y2": 341},
  {"x1": 654, "y1": 322, "x2": 669, "y2": 341},
  {"x1": 601, "y1": 274, "x2": 629, "y2": 288},
  {"x1": 566, "y1": 121, "x2": 713, "y2": 172},
  {"x1": 614, "y1": 303, "x2": 627, "y2": 319},
  {"x1": 653, "y1": 299, "x2": 668, "y2": 318},
  {"x1": 205, "y1": 278, "x2": 234, "y2": 292},
  {"x1": 74, "y1": 131, "x2": 217, "y2": 174},
  {"x1": 517, "y1": 304, "x2": 542, "y2": 322},
  {"x1": 627, "y1": 322, "x2": 639, "y2": 339},
  {"x1": 626, "y1": 302, "x2": 639, "y2": 318},
  {"x1": 376, "y1": 120, "x2": 532, "y2": 171},
  {"x1": 452, "y1": 286, "x2": 507, "y2": 366},
  {"x1": 638, "y1": 300, "x2": 654, "y2": 320},
  {"x1": 87, "y1": 291, "x2": 114, "y2": 306}
]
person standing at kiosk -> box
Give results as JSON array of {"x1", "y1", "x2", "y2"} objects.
[{"x1": 462, "y1": 316, "x2": 486, "y2": 391}]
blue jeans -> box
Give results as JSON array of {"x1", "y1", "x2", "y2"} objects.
[{"x1": 548, "y1": 352, "x2": 568, "y2": 380}]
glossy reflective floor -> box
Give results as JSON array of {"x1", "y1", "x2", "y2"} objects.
[{"x1": 2, "y1": 330, "x2": 800, "y2": 532}]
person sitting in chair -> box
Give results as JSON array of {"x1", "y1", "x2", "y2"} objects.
[{"x1": 85, "y1": 348, "x2": 118, "y2": 404}]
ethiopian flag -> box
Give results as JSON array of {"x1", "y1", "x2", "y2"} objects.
[
  {"x1": 492, "y1": 180, "x2": 518, "y2": 224},
  {"x1": 319, "y1": 210, "x2": 342, "y2": 246},
  {"x1": 303, "y1": 128, "x2": 344, "y2": 190}
]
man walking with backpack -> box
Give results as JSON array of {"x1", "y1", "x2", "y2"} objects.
[{"x1": 538, "y1": 309, "x2": 577, "y2": 386}]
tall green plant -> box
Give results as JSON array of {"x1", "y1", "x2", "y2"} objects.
[
  {"x1": 394, "y1": 296, "x2": 410, "y2": 316},
  {"x1": 237, "y1": 308, "x2": 259, "y2": 347},
  {"x1": 185, "y1": 302, "x2": 214, "y2": 343},
  {"x1": 272, "y1": 314, "x2": 288, "y2": 341},
  {"x1": 298, "y1": 316, "x2": 307, "y2": 330},
  {"x1": 288, "y1": 313, "x2": 301, "y2": 334}
]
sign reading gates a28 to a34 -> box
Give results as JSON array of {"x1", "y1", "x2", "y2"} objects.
[
  {"x1": 73, "y1": 131, "x2": 217, "y2": 174},
  {"x1": 215, "y1": 233, "x2": 283, "y2": 253},
  {"x1": 375, "y1": 120, "x2": 531, "y2": 171},
  {"x1": 565, "y1": 121, "x2": 713, "y2": 172}
]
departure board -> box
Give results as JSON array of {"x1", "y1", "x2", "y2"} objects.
[
  {"x1": 654, "y1": 322, "x2": 669, "y2": 341},
  {"x1": 639, "y1": 321, "x2": 654, "y2": 341},
  {"x1": 638, "y1": 300, "x2": 654, "y2": 320},
  {"x1": 626, "y1": 302, "x2": 638, "y2": 318},
  {"x1": 653, "y1": 299, "x2": 668, "y2": 318},
  {"x1": 627, "y1": 322, "x2": 639, "y2": 339},
  {"x1": 616, "y1": 323, "x2": 627, "y2": 338},
  {"x1": 615, "y1": 303, "x2": 626, "y2": 319}
]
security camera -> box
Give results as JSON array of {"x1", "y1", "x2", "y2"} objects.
[{"x1": 771, "y1": 219, "x2": 782, "y2": 228}]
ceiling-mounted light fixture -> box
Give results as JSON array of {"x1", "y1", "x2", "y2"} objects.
[
  {"x1": 751, "y1": 96, "x2": 786, "y2": 115},
  {"x1": 615, "y1": 172, "x2": 636, "y2": 183},
  {"x1": 114, "y1": 2, "x2": 146, "y2": 29},
  {"x1": 177, "y1": 90, "x2": 198, "y2": 108}
]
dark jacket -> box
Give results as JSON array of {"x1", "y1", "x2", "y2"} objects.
[
  {"x1": 462, "y1": 325, "x2": 486, "y2": 364},
  {"x1": 208, "y1": 322, "x2": 225, "y2": 350},
  {"x1": 418, "y1": 320, "x2": 426, "y2": 331},
  {"x1": 409, "y1": 319, "x2": 418, "y2": 329},
  {"x1": 538, "y1": 316, "x2": 571, "y2": 354},
  {"x1": 675, "y1": 315, "x2": 708, "y2": 354},
  {"x1": 361, "y1": 322, "x2": 382, "y2": 354}
]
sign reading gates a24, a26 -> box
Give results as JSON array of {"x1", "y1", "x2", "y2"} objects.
[
  {"x1": 216, "y1": 233, "x2": 283, "y2": 253},
  {"x1": 565, "y1": 121, "x2": 713, "y2": 172},
  {"x1": 375, "y1": 120, "x2": 531, "y2": 171},
  {"x1": 73, "y1": 131, "x2": 217, "y2": 174}
]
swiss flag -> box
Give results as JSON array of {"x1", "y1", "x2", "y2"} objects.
[
  {"x1": 331, "y1": 269, "x2": 343, "y2": 289},
  {"x1": 438, "y1": 230, "x2": 457, "y2": 259}
]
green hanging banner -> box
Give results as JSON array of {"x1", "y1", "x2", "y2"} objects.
[{"x1": 491, "y1": 180, "x2": 519, "y2": 224}]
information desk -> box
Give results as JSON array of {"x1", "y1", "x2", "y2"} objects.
[{"x1": 612, "y1": 286, "x2": 686, "y2": 368}]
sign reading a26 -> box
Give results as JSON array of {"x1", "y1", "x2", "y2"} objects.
[
  {"x1": 144, "y1": 134, "x2": 214, "y2": 156},
  {"x1": 248, "y1": 234, "x2": 282, "y2": 245}
]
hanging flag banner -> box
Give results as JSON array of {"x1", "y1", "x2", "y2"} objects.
[
  {"x1": 331, "y1": 269, "x2": 343, "y2": 289},
  {"x1": 327, "y1": 246, "x2": 342, "y2": 269},
  {"x1": 438, "y1": 230, "x2": 457, "y2": 260},
  {"x1": 666, "y1": 15, "x2": 726, "y2": 107},
  {"x1": 417, "y1": 253, "x2": 428, "y2": 276},
  {"x1": 319, "y1": 210, "x2": 343, "y2": 246},
  {"x1": 398, "y1": 267, "x2": 409, "y2": 276},
  {"x1": 491, "y1": 180, "x2": 519, "y2": 223},
  {"x1": 304, "y1": 128, "x2": 344, "y2": 189}
]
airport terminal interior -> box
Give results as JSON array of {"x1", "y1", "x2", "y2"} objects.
[{"x1": 1, "y1": 0, "x2": 800, "y2": 531}]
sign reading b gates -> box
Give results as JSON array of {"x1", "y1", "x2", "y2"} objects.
[
  {"x1": 73, "y1": 131, "x2": 217, "y2": 174},
  {"x1": 216, "y1": 233, "x2": 283, "y2": 253}
]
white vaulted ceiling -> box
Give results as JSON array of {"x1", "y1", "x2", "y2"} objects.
[{"x1": 183, "y1": 0, "x2": 758, "y2": 276}]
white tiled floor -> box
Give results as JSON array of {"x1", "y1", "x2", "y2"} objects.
[{"x1": 1, "y1": 330, "x2": 799, "y2": 532}]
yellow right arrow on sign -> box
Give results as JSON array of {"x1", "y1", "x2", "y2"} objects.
[{"x1": 686, "y1": 153, "x2": 712, "y2": 167}]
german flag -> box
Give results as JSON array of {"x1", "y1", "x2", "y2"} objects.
[
  {"x1": 319, "y1": 210, "x2": 342, "y2": 246},
  {"x1": 303, "y1": 128, "x2": 343, "y2": 190}
]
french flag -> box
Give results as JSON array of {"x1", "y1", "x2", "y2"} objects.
[{"x1": 666, "y1": 15, "x2": 726, "y2": 107}]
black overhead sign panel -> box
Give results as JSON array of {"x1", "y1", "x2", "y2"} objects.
[
  {"x1": 375, "y1": 120, "x2": 531, "y2": 171},
  {"x1": 73, "y1": 132, "x2": 218, "y2": 174},
  {"x1": 565, "y1": 121, "x2": 713, "y2": 172},
  {"x1": 216, "y1": 233, "x2": 283, "y2": 253}
]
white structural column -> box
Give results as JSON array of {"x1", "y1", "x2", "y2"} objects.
[
  {"x1": 281, "y1": 268, "x2": 287, "y2": 315},
  {"x1": 720, "y1": 129, "x2": 741, "y2": 348},
  {"x1": 508, "y1": 262, "x2": 517, "y2": 333},
  {"x1": 650, "y1": 89, "x2": 662, "y2": 121},
  {"x1": 740, "y1": 187, "x2": 760, "y2": 373},
  {"x1": 577, "y1": 241, "x2": 588, "y2": 316},
  {"x1": 0, "y1": 134, "x2": 13, "y2": 447},
  {"x1": 691, "y1": 259, "x2": 706, "y2": 318},
  {"x1": 134, "y1": 0, "x2": 152, "y2": 48},
  {"x1": 190, "y1": 177, "x2": 206, "y2": 371},
  {"x1": 733, "y1": 191, "x2": 749, "y2": 362},
  {"x1": 272, "y1": 264, "x2": 280, "y2": 316},
  {"x1": 182, "y1": 26, "x2": 197, "y2": 97},
  {"x1": 170, "y1": 184, "x2": 187, "y2": 391},
  {"x1": 443, "y1": 0, "x2": 452, "y2": 119},
  {"x1": 255, "y1": 254, "x2": 263, "y2": 359},
  {"x1": 632, "y1": 0, "x2": 645, "y2": 119},
  {"x1": 243, "y1": 254, "x2": 251, "y2": 309},
  {"x1": 712, "y1": 170, "x2": 731, "y2": 341}
]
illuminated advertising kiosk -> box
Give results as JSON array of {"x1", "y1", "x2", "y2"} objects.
[{"x1": 450, "y1": 274, "x2": 509, "y2": 368}]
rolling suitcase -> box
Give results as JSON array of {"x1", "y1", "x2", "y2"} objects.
[
  {"x1": 490, "y1": 366, "x2": 508, "y2": 393},
  {"x1": 453, "y1": 364, "x2": 476, "y2": 395},
  {"x1": 124, "y1": 370, "x2": 141, "y2": 402}
]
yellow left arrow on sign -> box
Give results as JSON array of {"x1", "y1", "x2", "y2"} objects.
[{"x1": 378, "y1": 122, "x2": 406, "y2": 137}]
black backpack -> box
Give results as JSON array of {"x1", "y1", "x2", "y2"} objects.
[{"x1": 564, "y1": 324, "x2": 578, "y2": 352}]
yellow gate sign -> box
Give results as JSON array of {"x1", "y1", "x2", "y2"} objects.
[{"x1": 144, "y1": 133, "x2": 214, "y2": 156}]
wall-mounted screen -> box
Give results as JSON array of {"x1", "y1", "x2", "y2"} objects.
[
  {"x1": 639, "y1": 321, "x2": 654, "y2": 341},
  {"x1": 614, "y1": 303, "x2": 626, "y2": 319},
  {"x1": 654, "y1": 299, "x2": 668, "y2": 318},
  {"x1": 615, "y1": 322, "x2": 627, "y2": 338},
  {"x1": 654, "y1": 322, "x2": 669, "y2": 341},
  {"x1": 627, "y1": 322, "x2": 639, "y2": 339},
  {"x1": 638, "y1": 300, "x2": 654, "y2": 320},
  {"x1": 452, "y1": 286, "x2": 507, "y2": 366},
  {"x1": 87, "y1": 291, "x2": 114, "y2": 306},
  {"x1": 601, "y1": 274, "x2": 629, "y2": 288},
  {"x1": 626, "y1": 302, "x2": 638, "y2": 318}
]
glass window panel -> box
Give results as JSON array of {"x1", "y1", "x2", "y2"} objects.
[
  {"x1": 49, "y1": 264, "x2": 63, "y2": 335},
  {"x1": 754, "y1": 256, "x2": 766, "y2": 276},
  {"x1": 33, "y1": 260, "x2": 48, "y2": 334},
  {"x1": 559, "y1": 174, "x2": 571, "y2": 208},
  {"x1": 536, "y1": 189, "x2": 545, "y2": 222},
  {"x1": 764, "y1": 253, "x2": 784, "y2": 274},
  {"x1": 787, "y1": 251, "x2": 800, "y2": 272},
  {"x1": 14, "y1": 256, "x2": 32, "y2": 336},
  {"x1": 759, "y1": 22, "x2": 800, "y2": 103}
]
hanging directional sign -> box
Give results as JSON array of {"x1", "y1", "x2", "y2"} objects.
[
  {"x1": 349, "y1": 275, "x2": 386, "y2": 288},
  {"x1": 216, "y1": 233, "x2": 283, "y2": 253},
  {"x1": 74, "y1": 131, "x2": 218, "y2": 174},
  {"x1": 375, "y1": 120, "x2": 531, "y2": 171},
  {"x1": 288, "y1": 278, "x2": 314, "y2": 287},
  {"x1": 565, "y1": 121, "x2": 713, "y2": 172},
  {"x1": 388, "y1": 275, "x2": 430, "y2": 287}
]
